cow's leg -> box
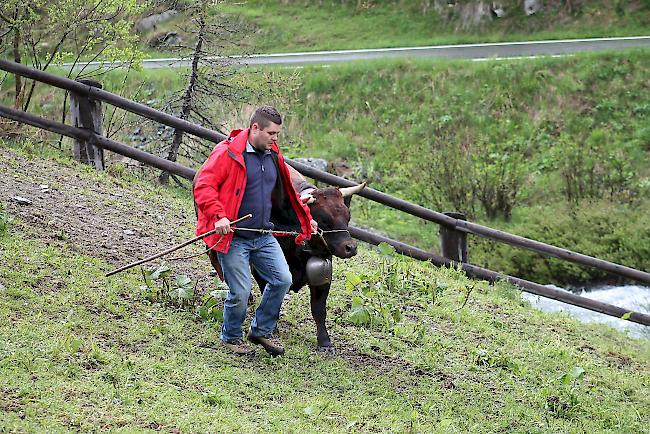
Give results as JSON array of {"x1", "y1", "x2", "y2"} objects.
[
  {"x1": 207, "y1": 250, "x2": 223, "y2": 280},
  {"x1": 251, "y1": 266, "x2": 268, "y2": 296},
  {"x1": 309, "y1": 283, "x2": 332, "y2": 351}
]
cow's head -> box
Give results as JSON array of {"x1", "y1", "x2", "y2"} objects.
[{"x1": 302, "y1": 183, "x2": 366, "y2": 259}]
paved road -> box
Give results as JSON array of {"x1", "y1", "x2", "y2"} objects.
[{"x1": 67, "y1": 36, "x2": 650, "y2": 70}]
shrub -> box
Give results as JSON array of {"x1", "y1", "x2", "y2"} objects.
[{"x1": 471, "y1": 200, "x2": 650, "y2": 285}]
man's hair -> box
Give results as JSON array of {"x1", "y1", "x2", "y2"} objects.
[{"x1": 250, "y1": 105, "x2": 282, "y2": 129}]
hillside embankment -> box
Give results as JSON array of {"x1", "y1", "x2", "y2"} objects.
[
  {"x1": 138, "y1": 0, "x2": 650, "y2": 55},
  {"x1": 1, "y1": 142, "x2": 649, "y2": 432},
  {"x1": 2, "y1": 50, "x2": 649, "y2": 287},
  {"x1": 284, "y1": 50, "x2": 650, "y2": 285}
]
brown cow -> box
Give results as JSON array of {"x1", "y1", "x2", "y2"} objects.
[{"x1": 256, "y1": 181, "x2": 365, "y2": 350}]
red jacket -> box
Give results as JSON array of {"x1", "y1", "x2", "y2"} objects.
[{"x1": 193, "y1": 128, "x2": 313, "y2": 253}]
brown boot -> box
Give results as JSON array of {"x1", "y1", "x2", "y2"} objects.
[
  {"x1": 247, "y1": 333, "x2": 285, "y2": 357},
  {"x1": 222, "y1": 339, "x2": 255, "y2": 356}
]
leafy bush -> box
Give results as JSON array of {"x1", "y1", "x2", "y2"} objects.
[
  {"x1": 292, "y1": 52, "x2": 650, "y2": 222},
  {"x1": 541, "y1": 366, "x2": 586, "y2": 419},
  {"x1": 141, "y1": 263, "x2": 195, "y2": 307},
  {"x1": 471, "y1": 200, "x2": 650, "y2": 285},
  {"x1": 342, "y1": 243, "x2": 473, "y2": 343},
  {"x1": 141, "y1": 262, "x2": 230, "y2": 323}
]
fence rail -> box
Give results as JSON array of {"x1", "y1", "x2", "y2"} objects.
[
  {"x1": 289, "y1": 160, "x2": 650, "y2": 285},
  {"x1": 2, "y1": 59, "x2": 648, "y2": 285},
  {"x1": 1, "y1": 59, "x2": 649, "y2": 326}
]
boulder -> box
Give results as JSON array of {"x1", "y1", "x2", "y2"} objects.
[
  {"x1": 329, "y1": 159, "x2": 355, "y2": 179},
  {"x1": 456, "y1": 1, "x2": 493, "y2": 30},
  {"x1": 148, "y1": 31, "x2": 183, "y2": 48},
  {"x1": 491, "y1": 2, "x2": 506, "y2": 18},
  {"x1": 293, "y1": 158, "x2": 328, "y2": 173},
  {"x1": 135, "y1": 10, "x2": 178, "y2": 33},
  {"x1": 524, "y1": 0, "x2": 543, "y2": 16}
]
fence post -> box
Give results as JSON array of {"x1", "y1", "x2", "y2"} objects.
[
  {"x1": 70, "y1": 79, "x2": 104, "y2": 170},
  {"x1": 439, "y1": 212, "x2": 468, "y2": 263}
]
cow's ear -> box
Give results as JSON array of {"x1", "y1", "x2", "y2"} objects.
[{"x1": 343, "y1": 196, "x2": 352, "y2": 208}]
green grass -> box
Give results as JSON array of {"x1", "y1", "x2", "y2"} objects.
[
  {"x1": 284, "y1": 49, "x2": 650, "y2": 182},
  {"x1": 4, "y1": 49, "x2": 650, "y2": 284},
  {"x1": 137, "y1": 0, "x2": 650, "y2": 56},
  {"x1": 1, "y1": 147, "x2": 650, "y2": 431},
  {"x1": 276, "y1": 49, "x2": 650, "y2": 283}
]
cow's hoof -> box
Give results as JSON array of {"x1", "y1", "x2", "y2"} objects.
[{"x1": 317, "y1": 345, "x2": 335, "y2": 355}]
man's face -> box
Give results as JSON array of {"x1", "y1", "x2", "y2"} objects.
[{"x1": 250, "y1": 121, "x2": 281, "y2": 151}]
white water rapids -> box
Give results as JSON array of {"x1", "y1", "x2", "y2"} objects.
[{"x1": 523, "y1": 285, "x2": 650, "y2": 339}]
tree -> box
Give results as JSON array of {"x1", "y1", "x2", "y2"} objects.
[
  {"x1": 157, "y1": 0, "x2": 255, "y2": 185},
  {"x1": 0, "y1": 0, "x2": 145, "y2": 112}
]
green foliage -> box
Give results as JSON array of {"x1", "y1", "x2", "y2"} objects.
[
  {"x1": 1, "y1": 0, "x2": 145, "y2": 110},
  {"x1": 288, "y1": 51, "x2": 650, "y2": 224},
  {"x1": 541, "y1": 366, "x2": 587, "y2": 419},
  {"x1": 197, "y1": 284, "x2": 229, "y2": 323},
  {"x1": 548, "y1": 132, "x2": 642, "y2": 203},
  {"x1": 474, "y1": 346, "x2": 520, "y2": 372},
  {"x1": 0, "y1": 203, "x2": 9, "y2": 237},
  {"x1": 141, "y1": 262, "x2": 230, "y2": 321},
  {"x1": 342, "y1": 243, "x2": 469, "y2": 343},
  {"x1": 215, "y1": 0, "x2": 650, "y2": 54},
  {"x1": 141, "y1": 263, "x2": 195, "y2": 308},
  {"x1": 472, "y1": 200, "x2": 650, "y2": 284},
  {"x1": 344, "y1": 244, "x2": 409, "y2": 331},
  {"x1": 1, "y1": 158, "x2": 649, "y2": 433}
]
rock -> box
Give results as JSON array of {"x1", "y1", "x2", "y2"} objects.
[
  {"x1": 491, "y1": 2, "x2": 506, "y2": 18},
  {"x1": 148, "y1": 31, "x2": 183, "y2": 48},
  {"x1": 135, "y1": 10, "x2": 178, "y2": 33},
  {"x1": 456, "y1": 1, "x2": 493, "y2": 30},
  {"x1": 524, "y1": 0, "x2": 543, "y2": 16},
  {"x1": 10, "y1": 196, "x2": 32, "y2": 205},
  {"x1": 293, "y1": 158, "x2": 328, "y2": 173},
  {"x1": 123, "y1": 229, "x2": 135, "y2": 236},
  {"x1": 329, "y1": 160, "x2": 353, "y2": 179}
]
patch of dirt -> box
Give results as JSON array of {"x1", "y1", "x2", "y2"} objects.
[
  {"x1": 606, "y1": 351, "x2": 633, "y2": 368},
  {"x1": 0, "y1": 388, "x2": 24, "y2": 414},
  {"x1": 0, "y1": 148, "x2": 209, "y2": 280},
  {"x1": 331, "y1": 343, "x2": 456, "y2": 390}
]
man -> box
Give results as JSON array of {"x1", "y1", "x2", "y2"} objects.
[{"x1": 193, "y1": 106, "x2": 317, "y2": 356}]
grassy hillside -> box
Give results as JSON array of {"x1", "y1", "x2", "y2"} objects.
[
  {"x1": 1, "y1": 142, "x2": 649, "y2": 432},
  {"x1": 140, "y1": 0, "x2": 650, "y2": 56},
  {"x1": 280, "y1": 49, "x2": 650, "y2": 283},
  {"x1": 2, "y1": 49, "x2": 650, "y2": 284}
]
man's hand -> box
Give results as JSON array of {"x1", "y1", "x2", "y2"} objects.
[
  {"x1": 214, "y1": 217, "x2": 232, "y2": 235},
  {"x1": 310, "y1": 219, "x2": 318, "y2": 234}
]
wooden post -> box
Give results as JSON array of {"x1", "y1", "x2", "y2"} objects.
[
  {"x1": 3, "y1": 59, "x2": 650, "y2": 285},
  {"x1": 440, "y1": 212, "x2": 468, "y2": 263},
  {"x1": 70, "y1": 79, "x2": 104, "y2": 170}
]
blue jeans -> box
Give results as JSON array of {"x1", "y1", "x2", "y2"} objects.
[{"x1": 217, "y1": 234, "x2": 293, "y2": 343}]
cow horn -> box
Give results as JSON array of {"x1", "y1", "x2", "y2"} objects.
[{"x1": 339, "y1": 182, "x2": 366, "y2": 197}]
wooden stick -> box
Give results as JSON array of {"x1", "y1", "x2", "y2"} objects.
[{"x1": 105, "y1": 214, "x2": 251, "y2": 277}]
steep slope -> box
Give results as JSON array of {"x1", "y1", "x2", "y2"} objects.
[{"x1": 1, "y1": 144, "x2": 649, "y2": 432}]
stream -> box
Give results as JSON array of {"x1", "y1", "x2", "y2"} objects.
[{"x1": 523, "y1": 284, "x2": 650, "y2": 339}]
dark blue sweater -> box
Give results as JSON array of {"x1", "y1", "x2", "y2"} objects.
[{"x1": 236, "y1": 143, "x2": 277, "y2": 238}]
